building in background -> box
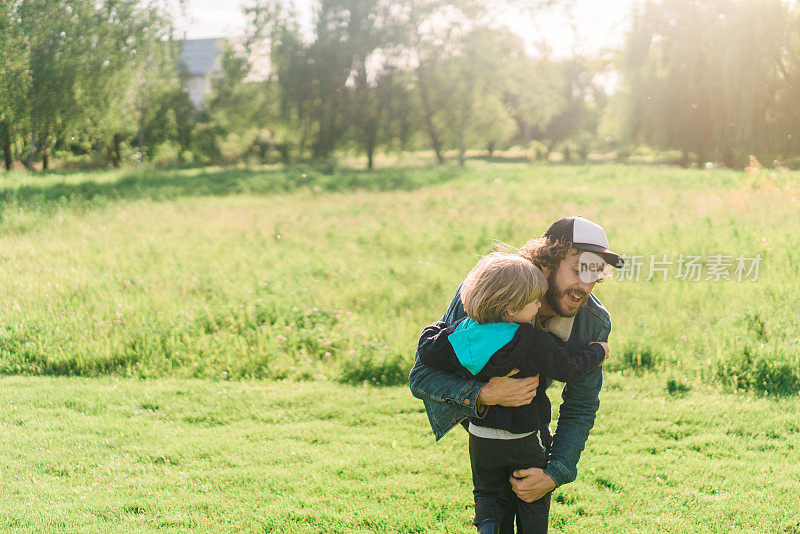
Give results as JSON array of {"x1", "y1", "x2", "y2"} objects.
[{"x1": 179, "y1": 38, "x2": 223, "y2": 108}]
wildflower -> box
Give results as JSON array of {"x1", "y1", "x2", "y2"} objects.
[
  {"x1": 324, "y1": 352, "x2": 331, "y2": 357},
  {"x1": 348, "y1": 350, "x2": 355, "y2": 355}
]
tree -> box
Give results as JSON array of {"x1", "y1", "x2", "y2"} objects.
[
  {"x1": 246, "y1": 1, "x2": 314, "y2": 161},
  {"x1": 76, "y1": 1, "x2": 174, "y2": 167},
  {"x1": 0, "y1": 0, "x2": 30, "y2": 170},
  {"x1": 619, "y1": 0, "x2": 789, "y2": 167},
  {"x1": 204, "y1": 41, "x2": 277, "y2": 163},
  {"x1": 11, "y1": 0, "x2": 175, "y2": 170},
  {"x1": 17, "y1": 0, "x2": 86, "y2": 169},
  {"x1": 538, "y1": 57, "x2": 606, "y2": 157}
]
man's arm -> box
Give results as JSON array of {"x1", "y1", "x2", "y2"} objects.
[
  {"x1": 512, "y1": 323, "x2": 609, "y2": 501},
  {"x1": 408, "y1": 355, "x2": 487, "y2": 419},
  {"x1": 543, "y1": 364, "x2": 603, "y2": 486}
]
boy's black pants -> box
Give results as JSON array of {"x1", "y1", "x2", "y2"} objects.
[{"x1": 469, "y1": 432, "x2": 551, "y2": 533}]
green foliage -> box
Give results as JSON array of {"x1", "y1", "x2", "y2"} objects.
[
  {"x1": 666, "y1": 376, "x2": 691, "y2": 396},
  {"x1": 339, "y1": 347, "x2": 407, "y2": 386},
  {"x1": 715, "y1": 346, "x2": 800, "y2": 396},
  {"x1": 619, "y1": 0, "x2": 796, "y2": 167},
  {"x1": 616, "y1": 341, "x2": 660, "y2": 373},
  {"x1": 7, "y1": 0, "x2": 174, "y2": 169}
]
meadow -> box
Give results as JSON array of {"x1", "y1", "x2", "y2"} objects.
[{"x1": 0, "y1": 161, "x2": 798, "y2": 532}]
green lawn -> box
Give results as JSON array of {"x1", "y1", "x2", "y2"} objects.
[
  {"x1": 0, "y1": 376, "x2": 797, "y2": 533},
  {"x1": 0, "y1": 161, "x2": 798, "y2": 531}
]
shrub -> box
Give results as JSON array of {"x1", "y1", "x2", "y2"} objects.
[
  {"x1": 339, "y1": 350, "x2": 407, "y2": 387},
  {"x1": 666, "y1": 377, "x2": 691, "y2": 396},
  {"x1": 609, "y1": 341, "x2": 659, "y2": 373},
  {"x1": 715, "y1": 346, "x2": 800, "y2": 396}
]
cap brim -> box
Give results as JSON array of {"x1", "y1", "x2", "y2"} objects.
[{"x1": 574, "y1": 243, "x2": 625, "y2": 268}]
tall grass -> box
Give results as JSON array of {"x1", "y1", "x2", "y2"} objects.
[{"x1": 0, "y1": 162, "x2": 797, "y2": 394}]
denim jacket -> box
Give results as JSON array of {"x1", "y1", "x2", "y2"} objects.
[{"x1": 408, "y1": 287, "x2": 611, "y2": 488}]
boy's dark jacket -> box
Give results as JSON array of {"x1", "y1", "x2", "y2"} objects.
[{"x1": 416, "y1": 319, "x2": 605, "y2": 435}]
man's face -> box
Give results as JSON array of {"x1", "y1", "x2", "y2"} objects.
[{"x1": 545, "y1": 248, "x2": 597, "y2": 317}]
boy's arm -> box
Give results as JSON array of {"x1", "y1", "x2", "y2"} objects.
[
  {"x1": 416, "y1": 321, "x2": 472, "y2": 377},
  {"x1": 532, "y1": 329, "x2": 606, "y2": 383},
  {"x1": 408, "y1": 289, "x2": 487, "y2": 419}
]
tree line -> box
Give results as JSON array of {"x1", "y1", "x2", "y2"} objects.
[{"x1": 1, "y1": 0, "x2": 800, "y2": 171}]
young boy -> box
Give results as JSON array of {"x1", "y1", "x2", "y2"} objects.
[{"x1": 417, "y1": 252, "x2": 609, "y2": 534}]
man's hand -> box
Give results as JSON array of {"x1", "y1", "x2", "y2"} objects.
[
  {"x1": 476, "y1": 369, "x2": 539, "y2": 407},
  {"x1": 510, "y1": 468, "x2": 556, "y2": 503}
]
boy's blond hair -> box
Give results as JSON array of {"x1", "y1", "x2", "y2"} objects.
[{"x1": 460, "y1": 252, "x2": 548, "y2": 324}]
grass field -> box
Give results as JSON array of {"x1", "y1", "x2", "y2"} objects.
[
  {"x1": 0, "y1": 161, "x2": 798, "y2": 532},
  {"x1": 1, "y1": 376, "x2": 798, "y2": 532}
]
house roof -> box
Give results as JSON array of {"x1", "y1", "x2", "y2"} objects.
[{"x1": 180, "y1": 38, "x2": 222, "y2": 76}]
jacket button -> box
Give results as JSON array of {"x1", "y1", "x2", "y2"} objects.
[{"x1": 464, "y1": 399, "x2": 470, "y2": 405}]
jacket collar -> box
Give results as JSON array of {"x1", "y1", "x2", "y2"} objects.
[{"x1": 542, "y1": 315, "x2": 574, "y2": 342}]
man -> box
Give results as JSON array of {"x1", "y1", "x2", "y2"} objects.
[{"x1": 409, "y1": 216, "x2": 624, "y2": 533}]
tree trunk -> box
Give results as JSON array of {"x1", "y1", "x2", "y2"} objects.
[
  {"x1": 722, "y1": 146, "x2": 734, "y2": 168},
  {"x1": 27, "y1": 132, "x2": 36, "y2": 170},
  {"x1": 458, "y1": 113, "x2": 466, "y2": 167},
  {"x1": 366, "y1": 135, "x2": 375, "y2": 170},
  {"x1": 416, "y1": 66, "x2": 445, "y2": 165},
  {"x1": 137, "y1": 105, "x2": 147, "y2": 163},
  {"x1": 313, "y1": 98, "x2": 338, "y2": 160},
  {"x1": 112, "y1": 133, "x2": 123, "y2": 168},
  {"x1": 696, "y1": 149, "x2": 706, "y2": 168},
  {"x1": 0, "y1": 122, "x2": 11, "y2": 170},
  {"x1": 42, "y1": 147, "x2": 49, "y2": 170}
]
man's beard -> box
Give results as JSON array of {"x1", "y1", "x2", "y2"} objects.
[{"x1": 545, "y1": 270, "x2": 589, "y2": 318}]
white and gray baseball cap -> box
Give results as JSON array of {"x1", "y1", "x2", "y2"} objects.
[{"x1": 544, "y1": 216, "x2": 624, "y2": 268}]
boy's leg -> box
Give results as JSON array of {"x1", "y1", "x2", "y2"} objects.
[
  {"x1": 515, "y1": 492, "x2": 551, "y2": 534},
  {"x1": 507, "y1": 433, "x2": 550, "y2": 533},
  {"x1": 498, "y1": 503, "x2": 516, "y2": 534},
  {"x1": 469, "y1": 434, "x2": 515, "y2": 530}
]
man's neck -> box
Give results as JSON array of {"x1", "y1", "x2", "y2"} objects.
[{"x1": 537, "y1": 302, "x2": 557, "y2": 325}]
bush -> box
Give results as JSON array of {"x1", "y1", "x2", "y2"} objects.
[
  {"x1": 339, "y1": 350, "x2": 407, "y2": 387},
  {"x1": 715, "y1": 346, "x2": 800, "y2": 396},
  {"x1": 666, "y1": 377, "x2": 691, "y2": 396},
  {"x1": 610, "y1": 341, "x2": 659, "y2": 373}
]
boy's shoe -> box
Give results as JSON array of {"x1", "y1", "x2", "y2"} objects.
[{"x1": 476, "y1": 518, "x2": 499, "y2": 534}]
